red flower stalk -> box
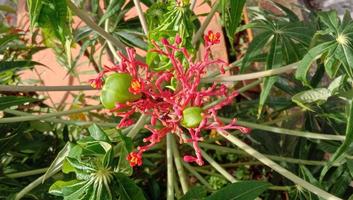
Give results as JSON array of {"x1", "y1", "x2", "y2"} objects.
[{"x1": 91, "y1": 31, "x2": 250, "y2": 166}]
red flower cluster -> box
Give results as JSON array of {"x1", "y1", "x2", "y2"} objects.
[{"x1": 90, "y1": 31, "x2": 250, "y2": 166}]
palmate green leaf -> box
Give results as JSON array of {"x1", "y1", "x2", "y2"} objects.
[
  {"x1": 115, "y1": 173, "x2": 146, "y2": 200},
  {"x1": 205, "y1": 181, "x2": 271, "y2": 200},
  {"x1": 240, "y1": 30, "x2": 272, "y2": 72},
  {"x1": 295, "y1": 41, "x2": 335, "y2": 85},
  {"x1": 320, "y1": 100, "x2": 353, "y2": 181},
  {"x1": 98, "y1": 0, "x2": 124, "y2": 25},
  {"x1": 221, "y1": 0, "x2": 246, "y2": 48},
  {"x1": 0, "y1": 96, "x2": 39, "y2": 110},
  {"x1": 318, "y1": 10, "x2": 340, "y2": 33},
  {"x1": 49, "y1": 179, "x2": 81, "y2": 196}
]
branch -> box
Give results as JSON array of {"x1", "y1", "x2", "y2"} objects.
[
  {"x1": 217, "y1": 130, "x2": 342, "y2": 200},
  {"x1": 167, "y1": 134, "x2": 175, "y2": 200},
  {"x1": 0, "y1": 85, "x2": 96, "y2": 92},
  {"x1": 132, "y1": 0, "x2": 148, "y2": 35}
]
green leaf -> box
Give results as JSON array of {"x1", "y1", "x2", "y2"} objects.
[
  {"x1": 49, "y1": 180, "x2": 81, "y2": 196},
  {"x1": 115, "y1": 173, "x2": 146, "y2": 200},
  {"x1": 318, "y1": 11, "x2": 340, "y2": 33},
  {"x1": 88, "y1": 124, "x2": 110, "y2": 142},
  {"x1": 115, "y1": 133, "x2": 133, "y2": 175},
  {"x1": 43, "y1": 142, "x2": 71, "y2": 180},
  {"x1": 292, "y1": 88, "x2": 332, "y2": 110},
  {"x1": 0, "y1": 96, "x2": 39, "y2": 110},
  {"x1": 320, "y1": 100, "x2": 353, "y2": 181},
  {"x1": 205, "y1": 181, "x2": 271, "y2": 200},
  {"x1": 221, "y1": 0, "x2": 246, "y2": 47},
  {"x1": 180, "y1": 186, "x2": 207, "y2": 200},
  {"x1": 295, "y1": 41, "x2": 335, "y2": 85},
  {"x1": 27, "y1": 0, "x2": 43, "y2": 28},
  {"x1": 240, "y1": 30, "x2": 272, "y2": 72},
  {"x1": 258, "y1": 35, "x2": 282, "y2": 117},
  {"x1": 0, "y1": 34, "x2": 19, "y2": 51},
  {"x1": 0, "y1": 60, "x2": 44, "y2": 73}
]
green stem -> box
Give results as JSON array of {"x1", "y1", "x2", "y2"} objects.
[
  {"x1": 4, "y1": 109, "x2": 117, "y2": 127},
  {"x1": 199, "y1": 148, "x2": 237, "y2": 183},
  {"x1": 127, "y1": 114, "x2": 148, "y2": 138},
  {"x1": 0, "y1": 105, "x2": 103, "y2": 123},
  {"x1": 182, "y1": 162, "x2": 213, "y2": 190},
  {"x1": 15, "y1": 167, "x2": 61, "y2": 200},
  {"x1": 201, "y1": 62, "x2": 298, "y2": 83},
  {"x1": 167, "y1": 134, "x2": 175, "y2": 200},
  {"x1": 199, "y1": 143, "x2": 337, "y2": 166},
  {"x1": 67, "y1": 1, "x2": 127, "y2": 55},
  {"x1": 0, "y1": 85, "x2": 96, "y2": 92},
  {"x1": 203, "y1": 79, "x2": 261, "y2": 110},
  {"x1": 204, "y1": 59, "x2": 243, "y2": 79},
  {"x1": 221, "y1": 118, "x2": 345, "y2": 141},
  {"x1": 132, "y1": 0, "x2": 148, "y2": 35},
  {"x1": 5, "y1": 168, "x2": 49, "y2": 179},
  {"x1": 192, "y1": 0, "x2": 220, "y2": 45},
  {"x1": 217, "y1": 130, "x2": 342, "y2": 200},
  {"x1": 171, "y1": 135, "x2": 189, "y2": 194}
]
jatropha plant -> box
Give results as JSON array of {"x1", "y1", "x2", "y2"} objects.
[{"x1": 90, "y1": 31, "x2": 250, "y2": 167}]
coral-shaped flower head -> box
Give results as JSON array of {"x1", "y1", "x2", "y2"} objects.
[{"x1": 91, "y1": 31, "x2": 250, "y2": 167}]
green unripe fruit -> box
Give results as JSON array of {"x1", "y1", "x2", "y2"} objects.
[
  {"x1": 181, "y1": 106, "x2": 203, "y2": 128},
  {"x1": 100, "y1": 73, "x2": 141, "y2": 109}
]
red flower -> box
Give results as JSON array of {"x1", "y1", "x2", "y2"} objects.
[
  {"x1": 129, "y1": 79, "x2": 142, "y2": 94},
  {"x1": 127, "y1": 152, "x2": 143, "y2": 167},
  {"x1": 204, "y1": 30, "x2": 221, "y2": 46}
]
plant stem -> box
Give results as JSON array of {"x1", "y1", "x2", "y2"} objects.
[
  {"x1": 0, "y1": 85, "x2": 96, "y2": 92},
  {"x1": 167, "y1": 134, "x2": 174, "y2": 200},
  {"x1": 67, "y1": 1, "x2": 126, "y2": 55},
  {"x1": 5, "y1": 168, "x2": 49, "y2": 179},
  {"x1": 199, "y1": 143, "x2": 338, "y2": 166},
  {"x1": 203, "y1": 79, "x2": 261, "y2": 110},
  {"x1": 127, "y1": 114, "x2": 148, "y2": 138},
  {"x1": 217, "y1": 130, "x2": 342, "y2": 200},
  {"x1": 132, "y1": 0, "x2": 148, "y2": 35},
  {"x1": 222, "y1": 118, "x2": 345, "y2": 141},
  {"x1": 192, "y1": 0, "x2": 220, "y2": 46},
  {"x1": 199, "y1": 148, "x2": 237, "y2": 183},
  {"x1": 15, "y1": 167, "x2": 61, "y2": 200},
  {"x1": 171, "y1": 135, "x2": 189, "y2": 194},
  {"x1": 0, "y1": 105, "x2": 103, "y2": 123},
  {"x1": 204, "y1": 58, "x2": 243, "y2": 79},
  {"x1": 182, "y1": 162, "x2": 213, "y2": 190},
  {"x1": 4, "y1": 109, "x2": 117, "y2": 127},
  {"x1": 105, "y1": 18, "x2": 121, "y2": 62},
  {"x1": 201, "y1": 61, "x2": 298, "y2": 83},
  {"x1": 190, "y1": 0, "x2": 197, "y2": 10}
]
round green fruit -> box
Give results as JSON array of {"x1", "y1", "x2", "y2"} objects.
[
  {"x1": 181, "y1": 106, "x2": 203, "y2": 128},
  {"x1": 100, "y1": 73, "x2": 141, "y2": 109}
]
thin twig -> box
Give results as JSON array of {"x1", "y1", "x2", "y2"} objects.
[
  {"x1": 217, "y1": 130, "x2": 342, "y2": 200},
  {"x1": 171, "y1": 135, "x2": 189, "y2": 194},
  {"x1": 67, "y1": 1, "x2": 126, "y2": 55},
  {"x1": 167, "y1": 134, "x2": 175, "y2": 200},
  {"x1": 127, "y1": 114, "x2": 148, "y2": 138},
  {"x1": 190, "y1": 0, "x2": 197, "y2": 10},
  {"x1": 0, "y1": 85, "x2": 96, "y2": 92},
  {"x1": 132, "y1": 0, "x2": 148, "y2": 35},
  {"x1": 221, "y1": 118, "x2": 345, "y2": 141},
  {"x1": 201, "y1": 62, "x2": 298, "y2": 83},
  {"x1": 0, "y1": 105, "x2": 103, "y2": 123}
]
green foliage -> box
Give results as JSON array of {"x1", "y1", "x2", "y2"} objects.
[
  {"x1": 296, "y1": 11, "x2": 353, "y2": 85},
  {"x1": 221, "y1": 0, "x2": 246, "y2": 51},
  {"x1": 49, "y1": 124, "x2": 143, "y2": 200}
]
